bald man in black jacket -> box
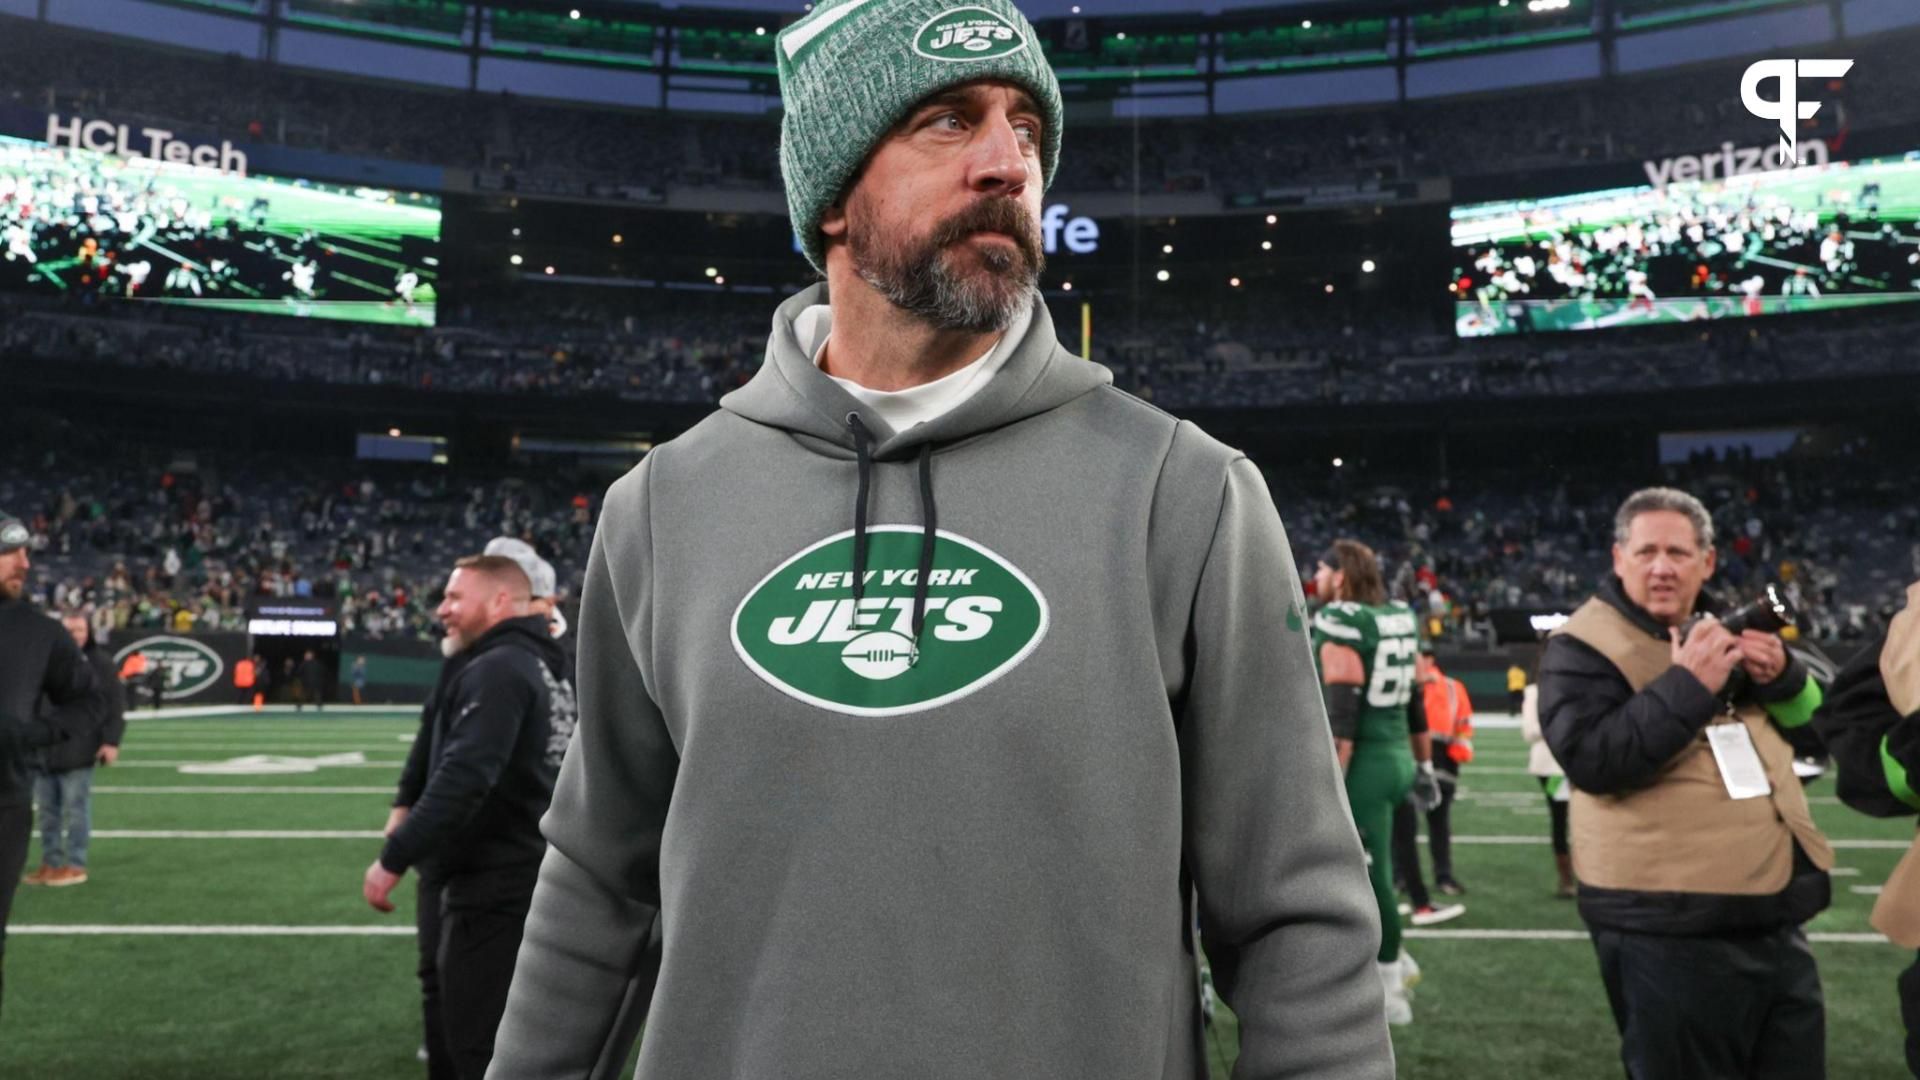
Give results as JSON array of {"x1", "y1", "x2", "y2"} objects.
[{"x1": 0, "y1": 513, "x2": 93, "y2": 1012}]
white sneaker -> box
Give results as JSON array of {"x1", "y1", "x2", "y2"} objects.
[
  {"x1": 1377, "y1": 961, "x2": 1414, "y2": 1025},
  {"x1": 1398, "y1": 948, "x2": 1421, "y2": 992},
  {"x1": 1410, "y1": 902, "x2": 1466, "y2": 927}
]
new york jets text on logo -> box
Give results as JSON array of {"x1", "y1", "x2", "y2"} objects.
[
  {"x1": 913, "y1": 6, "x2": 1028, "y2": 63},
  {"x1": 731, "y1": 527, "x2": 1048, "y2": 717}
]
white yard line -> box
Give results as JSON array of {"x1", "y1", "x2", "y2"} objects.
[
  {"x1": 109, "y1": 757, "x2": 405, "y2": 764},
  {"x1": 92, "y1": 830, "x2": 384, "y2": 839},
  {"x1": 10, "y1": 925, "x2": 413, "y2": 936},
  {"x1": 94, "y1": 786, "x2": 391, "y2": 795}
]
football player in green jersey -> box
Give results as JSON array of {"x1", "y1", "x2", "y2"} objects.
[{"x1": 1311, "y1": 539, "x2": 1442, "y2": 1026}]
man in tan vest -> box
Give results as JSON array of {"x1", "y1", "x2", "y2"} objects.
[
  {"x1": 1812, "y1": 579, "x2": 1920, "y2": 1076},
  {"x1": 1540, "y1": 487, "x2": 1833, "y2": 1080}
]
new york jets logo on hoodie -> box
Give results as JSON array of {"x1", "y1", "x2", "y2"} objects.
[{"x1": 732, "y1": 526, "x2": 1048, "y2": 716}]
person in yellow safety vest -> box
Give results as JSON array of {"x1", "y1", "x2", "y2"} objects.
[
  {"x1": 1507, "y1": 662, "x2": 1527, "y2": 715},
  {"x1": 1394, "y1": 649, "x2": 1476, "y2": 916}
]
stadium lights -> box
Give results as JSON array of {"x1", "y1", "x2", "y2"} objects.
[
  {"x1": 1162, "y1": 244, "x2": 1173, "y2": 254},
  {"x1": 1362, "y1": 259, "x2": 1376, "y2": 273},
  {"x1": 509, "y1": 254, "x2": 523, "y2": 266},
  {"x1": 1071, "y1": 5, "x2": 1080, "y2": 12},
  {"x1": 612, "y1": 234, "x2": 623, "y2": 245},
  {"x1": 1333, "y1": 457, "x2": 1344, "y2": 468},
  {"x1": 1265, "y1": 214, "x2": 1277, "y2": 225},
  {"x1": 1229, "y1": 277, "x2": 1241, "y2": 288},
  {"x1": 389, "y1": 428, "x2": 401, "y2": 437},
  {"x1": 545, "y1": 265, "x2": 556, "y2": 275},
  {"x1": 1261, "y1": 240, "x2": 1272, "y2": 250},
  {"x1": 705, "y1": 267, "x2": 719, "y2": 278},
  {"x1": 756, "y1": 27, "x2": 766, "y2": 35},
  {"x1": 1156, "y1": 269, "x2": 1170, "y2": 282},
  {"x1": 569, "y1": 9, "x2": 581, "y2": 19},
  {"x1": 1116, "y1": 32, "x2": 1126, "y2": 40},
  {"x1": 1062, "y1": 281, "x2": 1073, "y2": 291},
  {"x1": 1526, "y1": 0, "x2": 1569, "y2": 10},
  {"x1": 1324, "y1": 283, "x2": 1335, "y2": 293},
  {"x1": 1302, "y1": 20, "x2": 1312, "y2": 29},
  {"x1": 511, "y1": 227, "x2": 521, "y2": 237},
  {"x1": 715, "y1": 276, "x2": 726, "y2": 285}
]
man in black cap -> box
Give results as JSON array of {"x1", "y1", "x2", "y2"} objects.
[{"x1": 0, "y1": 512, "x2": 93, "y2": 1012}]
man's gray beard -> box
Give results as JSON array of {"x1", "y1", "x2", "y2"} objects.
[
  {"x1": 438, "y1": 631, "x2": 464, "y2": 659},
  {"x1": 853, "y1": 232, "x2": 1041, "y2": 334}
]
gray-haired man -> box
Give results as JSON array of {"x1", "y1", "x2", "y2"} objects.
[{"x1": 1540, "y1": 486, "x2": 1833, "y2": 1079}]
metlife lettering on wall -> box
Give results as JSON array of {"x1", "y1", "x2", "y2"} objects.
[{"x1": 43, "y1": 113, "x2": 249, "y2": 176}]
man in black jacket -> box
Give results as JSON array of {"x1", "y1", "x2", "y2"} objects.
[
  {"x1": 365, "y1": 554, "x2": 577, "y2": 1080},
  {"x1": 1541, "y1": 487, "x2": 1832, "y2": 1080},
  {"x1": 0, "y1": 512, "x2": 92, "y2": 1013},
  {"x1": 23, "y1": 614, "x2": 126, "y2": 888}
]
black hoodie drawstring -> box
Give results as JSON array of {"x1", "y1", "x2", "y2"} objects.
[
  {"x1": 846, "y1": 413, "x2": 939, "y2": 667},
  {"x1": 912, "y1": 443, "x2": 936, "y2": 650},
  {"x1": 848, "y1": 412, "x2": 874, "y2": 607}
]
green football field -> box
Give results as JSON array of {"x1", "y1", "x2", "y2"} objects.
[{"x1": 1, "y1": 708, "x2": 1910, "y2": 1078}]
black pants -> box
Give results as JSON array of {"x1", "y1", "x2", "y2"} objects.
[
  {"x1": 417, "y1": 870, "x2": 537, "y2": 1080},
  {"x1": 1391, "y1": 758, "x2": 1459, "y2": 909},
  {"x1": 1899, "y1": 950, "x2": 1920, "y2": 1078},
  {"x1": 0, "y1": 803, "x2": 32, "y2": 1017},
  {"x1": 1538, "y1": 776, "x2": 1571, "y2": 855},
  {"x1": 1590, "y1": 924, "x2": 1825, "y2": 1080}
]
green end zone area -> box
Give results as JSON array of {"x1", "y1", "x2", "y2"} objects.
[{"x1": 1, "y1": 710, "x2": 1909, "y2": 1077}]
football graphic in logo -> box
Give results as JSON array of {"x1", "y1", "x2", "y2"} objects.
[{"x1": 841, "y1": 630, "x2": 915, "y2": 681}]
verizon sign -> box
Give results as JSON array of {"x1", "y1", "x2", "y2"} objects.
[
  {"x1": 43, "y1": 113, "x2": 248, "y2": 176},
  {"x1": 1641, "y1": 137, "x2": 1828, "y2": 192}
]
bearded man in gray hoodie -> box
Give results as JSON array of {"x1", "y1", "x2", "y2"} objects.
[{"x1": 485, "y1": 2, "x2": 1392, "y2": 1077}]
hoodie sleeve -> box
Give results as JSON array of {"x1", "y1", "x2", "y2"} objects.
[
  {"x1": 380, "y1": 653, "x2": 535, "y2": 874},
  {"x1": 488, "y1": 460, "x2": 672, "y2": 1080},
  {"x1": 1179, "y1": 456, "x2": 1394, "y2": 1080}
]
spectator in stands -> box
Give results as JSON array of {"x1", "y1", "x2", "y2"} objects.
[
  {"x1": 1540, "y1": 487, "x2": 1832, "y2": 1079},
  {"x1": 23, "y1": 613, "x2": 125, "y2": 888}
]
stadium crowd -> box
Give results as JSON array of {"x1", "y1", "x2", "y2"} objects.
[
  {"x1": 2, "y1": 417, "x2": 1909, "y2": 649},
  {"x1": 6, "y1": 286, "x2": 1919, "y2": 411}
]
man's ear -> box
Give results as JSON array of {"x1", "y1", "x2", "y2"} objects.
[{"x1": 820, "y1": 199, "x2": 848, "y2": 239}]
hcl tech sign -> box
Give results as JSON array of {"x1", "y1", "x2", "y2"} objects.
[{"x1": 1042, "y1": 204, "x2": 1099, "y2": 255}]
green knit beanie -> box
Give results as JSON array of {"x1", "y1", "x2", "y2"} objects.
[{"x1": 776, "y1": 0, "x2": 1064, "y2": 274}]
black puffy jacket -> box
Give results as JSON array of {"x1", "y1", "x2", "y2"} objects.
[{"x1": 1539, "y1": 575, "x2": 1830, "y2": 936}]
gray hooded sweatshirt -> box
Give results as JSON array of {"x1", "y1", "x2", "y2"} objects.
[{"x1": 486, "y1": 283, "x2": 1393, "y2": 1080}]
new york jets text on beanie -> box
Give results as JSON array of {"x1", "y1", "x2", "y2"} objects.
[{"x1": 776, "y1": 0, "x2": 1064, "y2": 274}]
